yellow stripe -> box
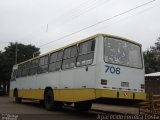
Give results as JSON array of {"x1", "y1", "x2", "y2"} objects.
[
  {"x1": 18, "y1": 89, "x2": 44, "y2": 100},
  {"x1": 118, "y1": 91, "x2": 133, "y2": 99},
  {"x1": 134, "y1": 92, "x2": 146, "y2": 100},
  {"x1": 54, "y1": 89, "x2": 95, "y2": 102},
  {"x1": 95, "y1": 89, "x2": 117, "y2": 98},
  {"x1": 9, "y1": 90, "x2": 14, "y2": 97},
  {"x1": 9, "y1": 89, "x2": 146, "y2": 102}
]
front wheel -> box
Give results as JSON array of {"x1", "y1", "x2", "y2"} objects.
[
  {"x1": 74, "y1": 101, "x2": 92, "y2": 112},
  {"x1": 44, "y1": 90, "x2": 63, "y2": 111}
]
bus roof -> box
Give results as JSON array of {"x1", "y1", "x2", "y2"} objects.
[{"x1": 14, "y1": 33, "x2": 141, "y2": 66}]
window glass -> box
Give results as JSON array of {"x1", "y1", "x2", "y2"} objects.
[
  {"x1": 38, "y1": 55, "x2": 49, "y2": 74},
  {"x1": 50, "y1": 52, "x2": 57, "y2": 63},
  {"x1": 44, "y1": 55, "x2": 49, "y2": 64},
  {"x1": 22, "y1": 62, "x2": 30, "y2": 76},
  {"x1": 39, "y1": 57, "x2": 44, "y2": 66},
  {"x1": 11, "y1": 69, "x2": 17, "y2": 80},
  {"x1": 77, "y1": 39, "x2": 95, "y2": 66},
  {"x1": 62, "y1": 45, "x2": 77, "y2": 69},
  {"x1": 79, "y1": 40, "x2": 95, "y2": 55},
  {"x1": 104, "y1": 37, "x2": 142, "y2": 68},
  {"x1": 17, "y1": 65, "x2": 23, "y2": 78},
  {"x1": 64, "y1": 48, "x2": 71, "y2": 59},
  {"x1": 28, "y1": 59, "x2": 38, "y2": 75},
  {"x1": 49, "y1": 50, "x2": 63, "y2": 72},
  {"x1": 71, "y1": 46, "x2": 77, "y2": 57},
  {"x1": 57, "y1": 51, "x2": 63, "y2": 61}
]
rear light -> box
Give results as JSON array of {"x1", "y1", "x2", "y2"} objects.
[
  {"x1": 141, "y1": 84, "x2": 145, "y2": 89},
  {"x1": 101, "y1": 79, "x2": 107, "y2": 85}
]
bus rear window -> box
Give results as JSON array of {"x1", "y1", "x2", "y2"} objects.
[{"x1": 104, "y1": 37, "x2": 142, "y2": 69}]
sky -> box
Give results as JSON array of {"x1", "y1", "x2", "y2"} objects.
[{"x1": 0, "y1": 0, "x2": 160, "y2": 54}]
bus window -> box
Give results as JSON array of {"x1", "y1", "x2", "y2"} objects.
[
  {"x1": 104, "y1": 37, "x2": 142, "y2": 68},
  {"x1": 17, "y1": 65, "x2": 23, "y2": 78},
  {"x1": 11, "y1": 69, "x2": 17, "y2": 81},
  {"x1": 62, "y1": 46, "x2": 77, "y2": 69},
  {"x1": 38, "y1": 55, "x2": 49, "y2": 74},
  {"x1": 49, "y1": 50, "x2": 63, "y2": 72},
  {"x1": 21, "y1": 62, "x2": 30, "y2": 77},
  {"x1": 77, "y1": 39, "x2": 95, "y2": 66},
  {"x1": 28, "y1": 59, "x2": 38, "y2": 75}
]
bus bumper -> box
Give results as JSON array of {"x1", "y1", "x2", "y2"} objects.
[{"x1": 95, "y1": 89, "x2": 146, "y2": 101}]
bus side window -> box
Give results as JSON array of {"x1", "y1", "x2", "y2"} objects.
[
  {"x1": 17, "y1": 65, "x2": 23, "y2": 78},
  {"x1": 11, "y1": 69, "x2": 17, "y2": 81},
  {"x1": 21, "y1": 62, "x2": 30, "y2": 77},
  {"x1": 77, "y1": 39, "x2": 95, "y2": 66},
  {"x1": 38, "y1": 55, "x2": 49, "y2": 74},
  {"x1": 28, "y1": 59, "x2": 38, "y2": 75},
  {"x1": 49, "y1": 50, "x2": 63, "y2": 72},
  {"x1": 62, "y1": 45, "x2": 77, "y2": 70}
]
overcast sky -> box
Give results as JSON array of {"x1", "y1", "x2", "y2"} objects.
[{"x1": 0, "y1": 0, "x2": 160, "y2": 54}]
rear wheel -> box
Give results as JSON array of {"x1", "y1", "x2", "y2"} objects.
[
  {"x1": 39, "y1": 100, "x2": 44, "y2": 105},
  {"x1": 44, "y1": 90, "x2": 63, "y2": 111},
  {"x1": 74, "y1": 101, "x2": 92, "y2": 112}
]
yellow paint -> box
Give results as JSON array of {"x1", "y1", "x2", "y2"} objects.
[
  {"x1": 18, "y1": 89, "x2": 44, "y2": 100},
  {"x1": 54, "y1": 89, "x2": 95, "y2": 102},
  {"x1": 134, "y1": 92, "x2": 146, "y2": 100},
  {"x1": 119, "y1": 91, "x2": 133, "y2": 99},
  {"x1": 95, "y1": 89, "x2": 117, "y2": 98},
  {"x1": 9, "y1": 90, "x2": 14, "y2": 97},
  {"x1": 10, "y1": 88, "x2": 146, "y2": 102}
]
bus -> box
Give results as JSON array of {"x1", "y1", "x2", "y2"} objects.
[{"x1": 10, "y1": 34, "x2": 146, "y2": 111}]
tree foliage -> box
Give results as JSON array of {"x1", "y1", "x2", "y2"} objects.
[
  {"x1": 144, "y1": 36, "x2": 160, "y2": 74},
  {"x1": 0, "y1": 43, "x2": 40, "y2": 93}
]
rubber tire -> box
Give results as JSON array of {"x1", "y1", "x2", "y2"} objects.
[
  {"x1": 39, "y1": 100, "x2": 44, "y2": 105},
  {"x1": 44, "y1": 90, "x2": 63, "y2": 111},
  {"x1": 74, "y1": 101, "x2": 92, "y2": 112}
]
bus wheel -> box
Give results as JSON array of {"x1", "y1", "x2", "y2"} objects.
[
  {"x1": 39, "y1": 100, "x2": 44, "y2": 105},
  {"x1": 74, "y1": 101, "x2": 92, "y2": 112},
  {"x1": 44, "y1": 90, "x2": 63, "y2": 111},
  {"x1": 14, "y1": 89, "x2": 22, "y2": 103}
]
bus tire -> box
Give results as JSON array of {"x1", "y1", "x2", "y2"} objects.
[
  {"x1": 39, "y1": 100, "x2": 44, "y2": 105},
  {"x1": 74, "y1": 101, "x2": 92, "y2": 112},
  {"x1": 14, "y1": 89, "x2": 22, "y2": 103},
  {"x1": 44, "y1": 90, "x2": 63, "y2": 111}
]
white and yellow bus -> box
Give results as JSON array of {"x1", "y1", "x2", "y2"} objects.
[{"x1": 10, "y1": 34, "x2": 146, "y2": 111}]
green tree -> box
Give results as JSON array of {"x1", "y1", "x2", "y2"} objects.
[
  {"x1": 144, "y1": 36, "x2": 160, "y2": 74},
  {"x1": 0, "y1": 42, "x2": 40, "y2": 94}
]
